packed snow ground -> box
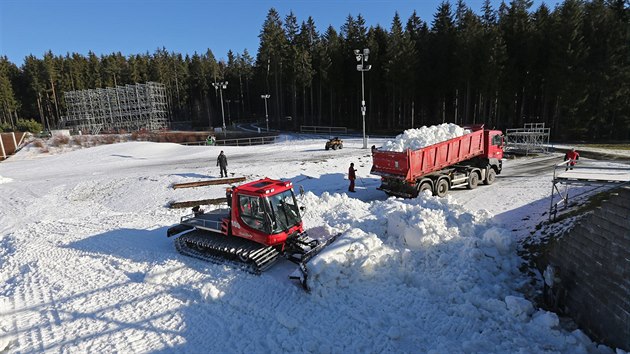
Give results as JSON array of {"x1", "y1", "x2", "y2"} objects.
[{"x1": 0, "y1": 132, "x2": 628, "y2": 353}]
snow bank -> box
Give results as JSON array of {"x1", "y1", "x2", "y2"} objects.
[
  {"x1": 302, "y1": 191, "x2": 512, "y2": 294},
  {"x1": 381, "y1": 123, "x2": 469, "y2": 152},
  {"x1": 0, "y1": 176, "x2": 12, "y2": 184},
  {"x1": 295, "y1": 191, "x2": 614, "y2": 352}
]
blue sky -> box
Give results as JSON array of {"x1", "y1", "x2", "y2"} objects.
[{"x1": 1, "y1": 0, "x2": 560, "y2": 66}]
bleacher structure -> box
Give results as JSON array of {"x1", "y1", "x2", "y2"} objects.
[
  {"x1": 505, "y1": 123, "x2": 550, "y2": 155},
  {"x1": 60, "y1": 82, "x2": 169, "y2": 135}
]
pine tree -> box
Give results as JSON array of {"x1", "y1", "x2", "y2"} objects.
[
  {"x1": 257, "y1": 8, "x2": 288, "y2": 126},
  {"x1": 0, "y1": 57, "x2": 19, "y2": 126},
  {"x1": 385, "y1": 12, "x2": 418, "y2": 128},
  {"x1": 430, "y1": 1, "x2": 457, "y2": 124},
  {"x1": 406, "y1": 11, "x2": 430, "y2": 127}
]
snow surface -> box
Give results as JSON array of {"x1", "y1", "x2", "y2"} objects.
[
  {"x1": 380, "y1": 123, "x2": 469, "y2": 152},
  {"x1": 0, "y1": 130, "x2": 628, "y2": 353}
]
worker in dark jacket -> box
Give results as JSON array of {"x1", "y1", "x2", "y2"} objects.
[
  {"x1": 217, "y1": 150, "x2": 228, "y2": 177},
  {"x1": 348, "y1": 162, "x2": 357, "y2": 192},
  {"x1": 564, "y1": 148, "x2": 579, "y2": 171}
]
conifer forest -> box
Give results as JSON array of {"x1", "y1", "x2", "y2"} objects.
[{"x1": 0, "y1": 0, "x2": 628, "y2": 140}]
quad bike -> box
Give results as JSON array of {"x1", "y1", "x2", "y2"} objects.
[{"x1": 325, "y1": 137, "x2": 343, "y2": 150}]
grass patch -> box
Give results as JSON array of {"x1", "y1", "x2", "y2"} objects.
[
  {"x1": 50, "y1": 135, "x2": 70, "y2": 147},
  {"x1": 32, "y1": 139, "x2": 45, "y2": 148}
]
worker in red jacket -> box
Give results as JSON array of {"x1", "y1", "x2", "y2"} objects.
[
  {"x1": 564, "y1": 148, "x2": 580, "y2": 170},
  {"x1": 348, "y1": 163, "x2": 357, "y2": 192}
]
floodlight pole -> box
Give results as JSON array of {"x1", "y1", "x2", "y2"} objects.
[
  {"x1": 261, "y1": 94, "x2": 270, "y2": 132},
  {"x1": 225, "y1": 99, "x2": 232, "y2": 124},
  {"x1": 212, "y1": 81, "x2": 228, "y2": 132},
  {"x1": 355, "y1": 48, "x2": 371, "y2": 149}
]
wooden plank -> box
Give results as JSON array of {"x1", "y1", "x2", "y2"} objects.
[
  {"x1": 0, "y1": 134, "x2": 5, "y2": 160},
  {"x1": 172, "y1": 176, "x2": 246, "y2": 189},
  {"x1": 168, "y1": 197, "x2": 227, "y2": 209}
]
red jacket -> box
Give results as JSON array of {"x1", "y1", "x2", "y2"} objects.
[
  {"x1": 348, "y1": 166, "x2": 356, "y2": 180},
  {"x1": 564, "y1": 150, "x2": 579, "y2": 165}
]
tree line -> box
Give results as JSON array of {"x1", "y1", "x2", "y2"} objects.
[{"x1": 0, "y1": 0, "x2": 628, "y2": 140}]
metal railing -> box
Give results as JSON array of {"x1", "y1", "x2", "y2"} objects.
[
  {"x1": 300, "y1": 125, "x2": 348, "y2": 134},
  {"x1": 180, "y1": 135, "x2": 278, "y2": 146},
  {"x1": 548, "y1": 160, "x2": 630, "y2": 221},
  {"x1": 214, "y1": 136, "x2": 277, "y2": 146}
]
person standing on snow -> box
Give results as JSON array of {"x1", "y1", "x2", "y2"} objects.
[
  {"x1": 348, "y1": 162, "x2": 357, "y2": 192},
  {"x1": 217, "y1": 150, "x2": 228, "y2": 178},
  {"x1": 564, "y1": 148, "x2": 580, "y2": 171}
]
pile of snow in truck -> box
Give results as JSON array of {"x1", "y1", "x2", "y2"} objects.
[{"x1": 381, "y1": 123, "x2": 470, "y2": 152}]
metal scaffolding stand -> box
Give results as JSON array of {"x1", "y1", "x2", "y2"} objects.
[
  {"x1": 505, "y1": 123, "x2": 550, "y2": 155},
  {"x1": 60, "y1": 82, "x2": 169, "y2": 134},
  {"x1": 549, "y1": 160, "x2": 630, "y2": 221}
]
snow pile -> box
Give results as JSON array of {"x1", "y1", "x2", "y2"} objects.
[
  {"x1": 381, "y1": 123, "x2": 469, "y2": 152},
  {"x1": 302, "y1": 191, "x2": 515, "y2": 294},
  {"x1": 0, "y1": 175, "x2": 12, "y2": 184},
  {"x1": 297, "y1": 192, "x2": 608, "y2": 352}
]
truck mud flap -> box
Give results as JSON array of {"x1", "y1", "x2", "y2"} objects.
[
  {"x1": 378, "y1": 177, "x2": 418, "y2": 198},
  {"x1": 289, "y1": 232, "x2": 343, "y2": 291},
  {"x1": 377, "y1": 186, "x2": 415, "y2": 198},
  {"x1": 167, "y1": 224, "x2": 194, "y2": 237}
]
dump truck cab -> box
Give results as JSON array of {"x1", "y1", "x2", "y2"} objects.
[{"x1": 484, "y1": 129, "x2": 504, "y2": 160}]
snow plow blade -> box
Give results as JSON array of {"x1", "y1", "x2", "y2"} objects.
[
  {"x1": 167, "y1": 224, "x2": 194, "y2": 238},
  {"x1": 288, "y1": 232, "x2": 343, "y2": 291}
]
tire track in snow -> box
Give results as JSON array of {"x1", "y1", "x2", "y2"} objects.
[
  {"x1": 4, "y1": 208, "x2": 193, "y2": 352},
  {"x1": 9, "y1": 253, "x2": 167, "y2": 352}
]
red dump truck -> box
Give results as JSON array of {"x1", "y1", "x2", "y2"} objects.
[{"x1": 371, "y1": 124, "x2": 504, "y2": 198}]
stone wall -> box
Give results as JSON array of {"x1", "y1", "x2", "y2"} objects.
[{"x1": 544, "y1": 186, "x2": 630, "y2": 350}]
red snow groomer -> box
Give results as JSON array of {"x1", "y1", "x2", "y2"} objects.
[{"x1": 167, "y1": 178, "x2": 341, "y2": 290}]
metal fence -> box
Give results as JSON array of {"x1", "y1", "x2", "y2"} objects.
[
  {"x1": 300, "y1": 125, "x2": 348, "y2": 134},
  {"x1": 214, "y1": 136, "x2": 278, "y2": 146}
]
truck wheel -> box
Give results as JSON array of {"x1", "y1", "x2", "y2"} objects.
[
  {"x1": 332, "y1": 145, "x2": 337, "y2": 150},
  {"x1": 339, "y1": 144, "x2": 343, "y2": 149},
  {"x1": 434, "y1": 179, "x2": 449, "y2": 197},
  {"x1": 325, "y1": 145, "x2": 330, "y2": 150},
  {"x1": 467, "y1": 173, "x2": 479, "y2": 189},
  {"x1": 417, "y1": 182, "x2": 432, "y2": 196},
  {"x1": 484, "y1": 169, "x2": 496, "y2": 185}
]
